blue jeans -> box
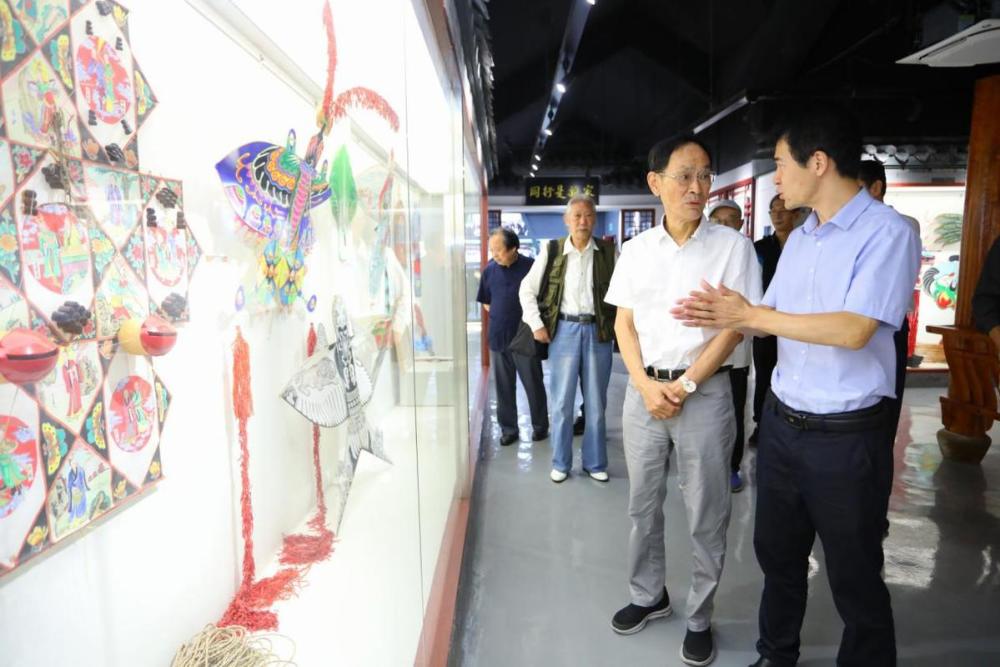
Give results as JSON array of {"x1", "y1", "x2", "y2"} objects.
[{"x1": 548, "y1": 320, "x2": 612, "y2": 473}]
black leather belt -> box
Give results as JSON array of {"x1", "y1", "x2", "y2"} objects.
[
  {"x1": 558, "y1": 313, "x2": 595, "y2": 324},
  {"x1": 771, "y1": 392, "x2": 887, "y2": 433},
  {"x1": 645, "y1": 365, "x2": 732, "y2": 382}
]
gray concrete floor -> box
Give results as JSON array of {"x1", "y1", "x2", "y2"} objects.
[{"x1": 450, "y1": 359, "x2": 1000, "y2": 666}]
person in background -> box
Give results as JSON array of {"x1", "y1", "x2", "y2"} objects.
[
  {"x1": 708, "y1": 199, "x2": 753, "y2": 492},
  {"x1": 520, "y1": 195, "x2": 616, "y2": 483},
  {"x1": 607, "y1": 136, "x2": 760, "y2": 666},
  {"x1": 748, "y1": 195, "x2": 808, "y2": 446},
  {"x1": 857, "y1": 159, "x2": 923, "y2": 536},
  {"x1": 675, "y1": 103, "x2": 919, "y2": 666},
  {"x1": 708, "y1": 199, "x2": 744, "y2": 232},
  {"x1": 476, "y1": 228, "x2": 549, "y2": 447},
  {"x1": 973, "y1": 236, "x2": 1000, "y2": 361}
]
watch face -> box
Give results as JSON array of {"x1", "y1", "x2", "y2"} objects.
[{"x1": 681, "y1": 377, "x2": 696, "y2": 393}]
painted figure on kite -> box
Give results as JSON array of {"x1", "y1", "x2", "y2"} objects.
[{"x1": 280, "y1": 297, "x2": 390, "y2": 530}]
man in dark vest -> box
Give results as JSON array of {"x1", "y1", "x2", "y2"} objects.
[{"x1": 519, "y1": 194, "x2": 616, "y2": 483}]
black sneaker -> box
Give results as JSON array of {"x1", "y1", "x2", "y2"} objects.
[
  {"x1": 680, "y1": 627, "x2": 715, "y2": 666},
  {"x1": 531, "y1": 428, "x2": 549, "y2": 442},
  {"x1": 573, "y1": 414, "x2": 586, "y2": 436},
  {"x1": 499, "y1": 433, "x2": 518, "y2": 447},
  {"x1": 610, "y1": 587, "x2": 672, "y2": 635}
]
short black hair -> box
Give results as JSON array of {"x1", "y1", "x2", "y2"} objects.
[
  {"x1": 492, "y1": 227, "x2": 519, "y2": 250},
  {"x1": 769, "y1": 193, "x2": 784, "y2": 209},
  {"x1": 647, "y1": 134, "x2": 713, "y2": 173},
  {"x1": 777, "y1": 103, "x2": 862, "y2": 179},
  {"x1": 857, "y1": 159, "x2": 886, "y2": 189}
]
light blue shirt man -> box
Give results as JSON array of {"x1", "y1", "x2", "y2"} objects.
[{"x1": 762, "y1": 188, "x2": 920, "y2": 414}]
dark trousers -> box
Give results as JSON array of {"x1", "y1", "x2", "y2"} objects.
[
  {"x1": 493, "y1": 348, "x2": 548, "y2": 437},
  {"x1": 752, "y1": 336, "x2": 778, "y2": 426},
  {"x1": 729, "y1": 366, "x2": 749, "y2": 472},
  {"x1": 882, "y1": 317, "x2": 909, "y2": 527},
  {"x1": 755, "y1": 394, "x2": 896, "y2": 666}
]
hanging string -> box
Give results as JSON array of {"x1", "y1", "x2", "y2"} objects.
[{"x1": 171, "y1": 624, "x2": 296, "y2": 667}]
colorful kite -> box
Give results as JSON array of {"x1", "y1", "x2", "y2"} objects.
[{"x1": 216, "y1": 1, "x2": 398, "y2": 308}]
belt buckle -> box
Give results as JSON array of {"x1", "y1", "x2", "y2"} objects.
[{"x1": 784, "y1": 410, "x2": 808, "y2": 429}]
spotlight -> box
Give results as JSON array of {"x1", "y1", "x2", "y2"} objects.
[
  {"x1": 586, "y1": 0, "x2": 596, "y2": 5},
  {"x1": 544, "y1": 128, "x2": 553, "y2": 136},
  {"x1": 556, "y1": 82, "x2": 567, "y2": 94},
  {"x1": 531, "y1": 164, "x2": 539, "y2": 171},
  {"x1": 533, "y1": 154, "x2": 541, "y2": 161}
]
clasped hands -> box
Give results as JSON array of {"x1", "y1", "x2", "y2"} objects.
[{"x1": 637, "y1": 280, "x2": 752, "y2": 420}]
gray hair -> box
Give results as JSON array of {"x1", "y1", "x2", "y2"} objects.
[
  {"x1": 490, "y1": 226, "x2": 520, "y2": 250},
  {"x1": 564, "y1": 194, "x2": 597, "y2": 215}
]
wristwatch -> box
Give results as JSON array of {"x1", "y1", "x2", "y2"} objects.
[{"x1": 679, "y1": 374, "x2": 697, "y2": 394}]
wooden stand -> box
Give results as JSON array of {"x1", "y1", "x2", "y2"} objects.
[{"x1": 934, "y1": 74, "x2": 1000, "y2": 463}]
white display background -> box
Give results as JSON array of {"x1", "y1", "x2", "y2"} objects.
[{"x1": 0, "y1": 0, "x2": 474, "y2": 664}]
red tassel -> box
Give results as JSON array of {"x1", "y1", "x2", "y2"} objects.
[
  {"x1": 231, "y1": 328, "x2": 257, "y2": 588},
  {"x1": 331, "y1": 87, "x2": 400, "y2": 132},
  {"x1": 321, "y1": 1, "x2": 337, "y2": 127},
  {"x1": 232, "y1": 327, "x2": 253, "y2": 421}
]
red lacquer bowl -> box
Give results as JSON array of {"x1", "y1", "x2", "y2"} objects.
[{"x1": 0, "y1": 329, "x2": 59, "y2": 384}]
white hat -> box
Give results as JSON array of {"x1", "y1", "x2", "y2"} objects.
[{"x1": 707, "y1": 199, "x2": 741, "y2": 217}]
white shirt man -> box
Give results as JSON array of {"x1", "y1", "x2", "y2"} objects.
[{"x1": 606, "y1": 137, "x2": 761, "y2": 667}]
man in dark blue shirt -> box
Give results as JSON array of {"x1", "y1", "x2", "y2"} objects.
[{"x1": 477, "y1": 228, "x2": 548, "y2": 446}]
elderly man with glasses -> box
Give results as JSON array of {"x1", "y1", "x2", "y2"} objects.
[{"x1": 606, "y1": 136, "x2": 761, "y2": 666}]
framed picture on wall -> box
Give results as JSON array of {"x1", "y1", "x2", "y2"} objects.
[{"x1": 621, "y1": 209, "x2": 655, "y2": 244}]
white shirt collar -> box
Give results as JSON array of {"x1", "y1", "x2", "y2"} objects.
[
  {"x1": 654, "y1": 215, "x2": 709, "y2": 246},
  {"x1": 562, "y1": 236, "x2": 596, "y2": 255}
]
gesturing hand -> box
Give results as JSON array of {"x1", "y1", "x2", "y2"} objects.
[{"x1": 670, "y1": 280, "x2": 752, "y2": 329}]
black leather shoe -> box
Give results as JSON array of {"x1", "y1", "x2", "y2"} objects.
[
  {"x1": 531, "y1": 428, "x2": 548, "y2": 441},
  {"x1": 680, "y1": 627, "x2": 715, "y2": 666},
  {"x1": 499, "y1": 433, "x2": 518, "y2": 447},
  {"x1": 572, "y1": 414, "x2": 585, "y2": 435},
  {"x1": 748, "y1": 657, "x2": 784, "y2": 667}
]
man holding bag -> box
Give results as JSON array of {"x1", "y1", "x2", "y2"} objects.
[
  {"x1": 520, "y1": 195, "x2": 616, "y2": 483},
  {"x1": 477, "y1": 228, "x2": 549, "y2": 447}
]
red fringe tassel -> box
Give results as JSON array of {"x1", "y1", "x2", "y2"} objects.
[
  {"x1": 219, "y1": 329, "x2": 300, "y2": 631},
  {"x1": 279, "y1": 323, "x2": 336, "y2": 566},
  {"x1": 320, "y1": 0, "x2": 337, "y2": 127},
  {"x1": 331, "y1": 87, "x2": 400, "y2": 132}
]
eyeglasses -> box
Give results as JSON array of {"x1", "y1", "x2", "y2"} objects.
[{"x1": 659, "y1": 169, "x2": 715, "y2": 186}]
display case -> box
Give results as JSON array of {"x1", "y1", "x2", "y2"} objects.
[{"x1": 0, "y1": 0, "x2": 484, "y2": 664}]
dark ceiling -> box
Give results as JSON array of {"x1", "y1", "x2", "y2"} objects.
[{"x1": 487, "y1": 0, "x2": 1000, "y2": 192}]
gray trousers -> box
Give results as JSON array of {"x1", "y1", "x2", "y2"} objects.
[
  {"x1": 493, "y1": 348, "x2": 548, "y2": 437},
  {"x1": 623, "y1": 372, "x2": 735, "y2": 632}
]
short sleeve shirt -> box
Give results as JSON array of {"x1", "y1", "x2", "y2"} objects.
[
  {"x1": 605, "y1": 218, "x2": 762, "y2": 369},
  {"x1": 762, "y1": 189, "x2": 921, "y2": 413}
]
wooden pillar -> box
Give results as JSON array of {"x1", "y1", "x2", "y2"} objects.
[{"x1": 932, "y1": 74, "x2": 1000, "y2": 464}]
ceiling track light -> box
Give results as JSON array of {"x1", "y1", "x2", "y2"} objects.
[
  {"x1": 533, "y1": 154, "x2": 541, "y2": 161},
  {"x1": 544, "y1": 128, "x2": 553, "y2": 136},
  {"x1": 556, "y1": 82, "x2": 567, "y2": 94},
  {"x1": 531, "y1": 164, "x2": 539, "y2": 171}
]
